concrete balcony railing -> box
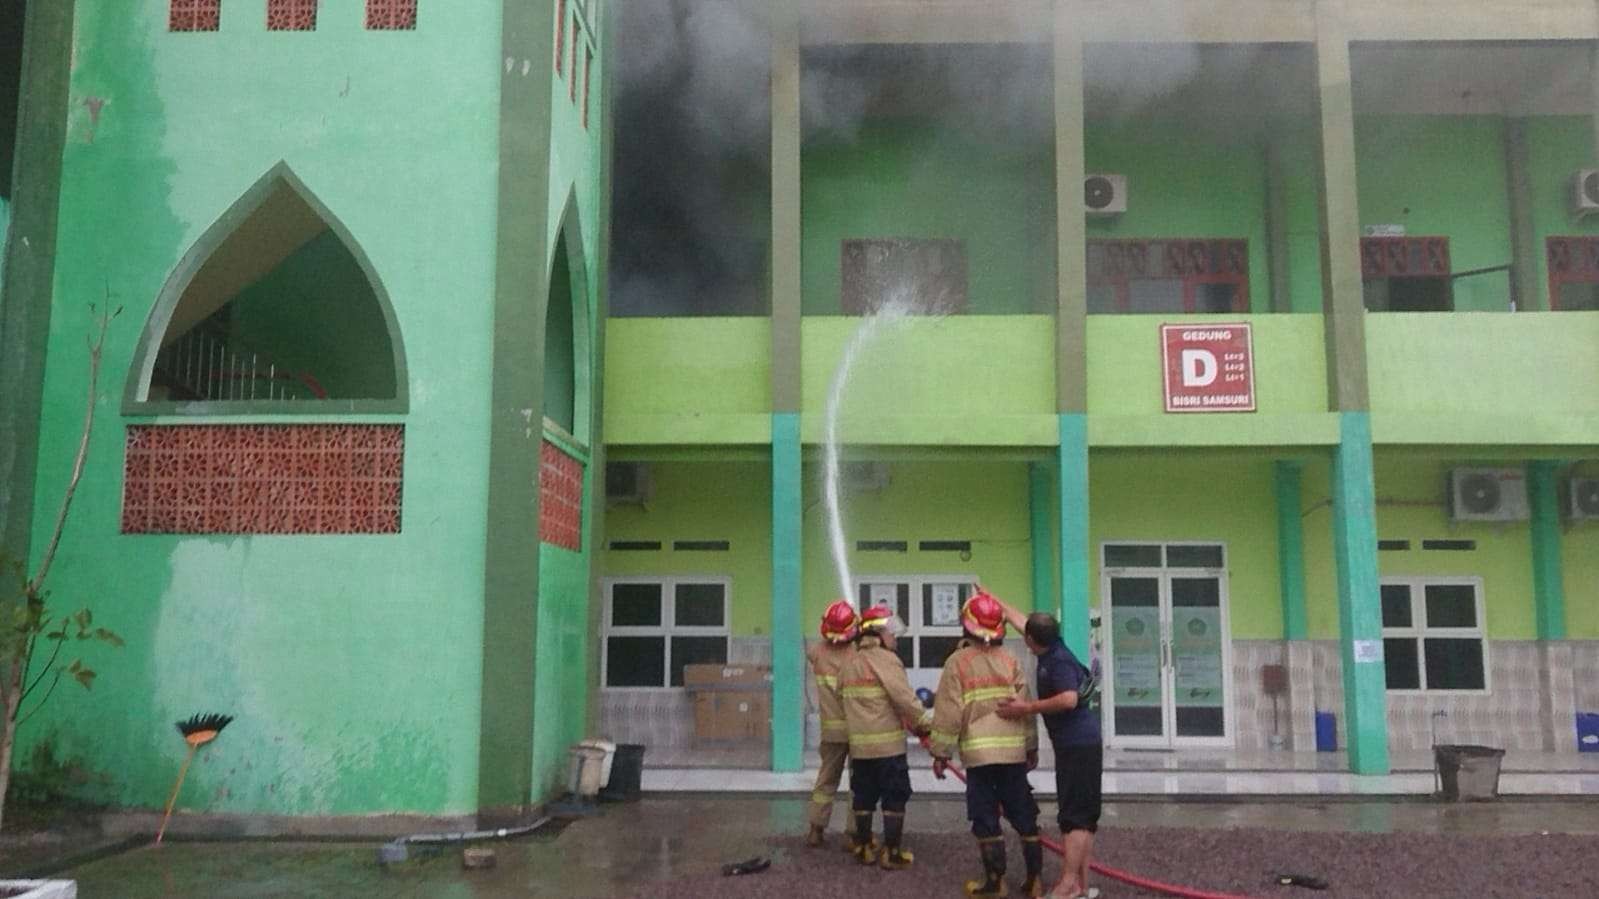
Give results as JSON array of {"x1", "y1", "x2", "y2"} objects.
[
  {"x1": 1367, "y1": 311, "x2": 1599, "y2": 446},
  {"x1": 602, "y1": 312, "x2": 1599, "y2": 449}
]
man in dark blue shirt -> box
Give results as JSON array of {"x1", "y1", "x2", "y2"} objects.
[{"x1": 993, "y1": 596, "x2": 1102, "y2": 899}]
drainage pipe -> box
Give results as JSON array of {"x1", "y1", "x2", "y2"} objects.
[{"x1": 377, "y1": 816, "x2": 552, "y2": 864}]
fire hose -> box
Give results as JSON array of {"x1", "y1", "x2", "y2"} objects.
[{"x1": 916, "y1": 734, "x2": 1257, "y2": 899}]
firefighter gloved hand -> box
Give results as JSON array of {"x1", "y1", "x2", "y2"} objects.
[
  {"x1": 1026, "y1": 750, "x2": 1038, "y2": 772},
  {"x1": 932, "y1": 758, "x2": 949, "y2": 780}
]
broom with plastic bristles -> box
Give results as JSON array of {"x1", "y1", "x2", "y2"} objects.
[{"x1": 156, "y1": 712, "x2": 234, "y2": 845}]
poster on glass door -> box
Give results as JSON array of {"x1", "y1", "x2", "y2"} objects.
[
  {"x1": 1112, "y1": 607, "x2": 1162, "y2": 707},
  {"x1": 1172, "y1": 607, "x2": 1224, "y2": 707}
]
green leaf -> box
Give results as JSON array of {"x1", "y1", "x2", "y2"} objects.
[
  {"x1": 73, "y1": 668, "x2": 96, "y2": 690},
  {"x1": 74, "y1": 609, "x2": 91, "y2": 629},
  {"x1": 45, "y1": 629, "x2": 67, "y2": 640},
  {"x1": 68, "y1": 659, "x2": 81, "y2": 673},
  {"x1": 93, "y1": 628, "x2": 125, "y2": 648}
]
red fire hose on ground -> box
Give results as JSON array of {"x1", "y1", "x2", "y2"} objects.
[{"x1": 919, "y1": 735, "x2": 1256, "y2": 899}]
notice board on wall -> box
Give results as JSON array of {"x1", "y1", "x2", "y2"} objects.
[{"x1": 1160, "y1": 323, "x2": 1256, "y2": 413}]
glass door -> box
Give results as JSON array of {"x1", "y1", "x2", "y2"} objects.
[
  {"x1": 1106, "y1": 574, "x2": 1167, "y2": 746},
  {"x1": 1101, "y1": 543, "x2": 1233, "y2": 748}
]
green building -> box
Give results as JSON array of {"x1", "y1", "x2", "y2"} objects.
[{"x1": 3, "y1": 0, "x2": 1599, "y2": 828}]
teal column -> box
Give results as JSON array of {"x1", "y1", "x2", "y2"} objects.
[
  {"x1": 1275, "y1": 461, "x2": 1309, "y2": 640},
  {"x1": 1028, "y1": 463, "x2": 1055, "y2": 614},
  {"x1": 1056, "y1": 415, "x2": 1091, "y2": 659},
  {"x1": 770, "y1": 414, "x2": 804, "y2": 772},
  {"x1": 768, "y1": 2, "x2": 802, "y2": 774},
  {"x1": 1529, "y1": 461, "x2": 1567, "y2": 641},
  {"x1": 1331, "y1": 414, "x2": 1389, "y2": 774}
]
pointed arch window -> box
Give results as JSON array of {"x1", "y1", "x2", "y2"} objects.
[
  {"x1": 126, "y1": 164, "x2": 407, "y2": 415},
  {"x1": 539, "y1": 198, "x2": 592, "y2": 551}
]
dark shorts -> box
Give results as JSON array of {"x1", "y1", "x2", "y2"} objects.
[
  {"x1": 851, "y1": 754, "x2": 912, "y2": 814},
  {"x1": 965, "y1": 762, "x2": 1039, "y2": 838},
  {"x1": 1053, "y1": 744, "x2": 1103, "y2": 834}
]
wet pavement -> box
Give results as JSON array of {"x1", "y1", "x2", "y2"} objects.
[{"x1": 61, "y1": 796, "x2": 1599, "y2": 897}]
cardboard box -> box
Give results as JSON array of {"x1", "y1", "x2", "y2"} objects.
[{"x1": 682, "y1": 664, "x2": 774, "y2": 690}]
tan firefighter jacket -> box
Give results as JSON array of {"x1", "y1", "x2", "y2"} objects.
[
  {"x1": 839, "y1": 635, "x2": 933, "y2": 759},
  {"x1": 928, "y1": 642, "x2": 1038, "y2": 767},
  {"x1": 806, "y1": 640, "x2": 855, "y2": 745}
]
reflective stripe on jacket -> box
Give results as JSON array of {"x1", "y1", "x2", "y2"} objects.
[
  {"x1": 928, "y1": 643, "x2": 1038, "y2": 767},
  {"x1": 840, "y1": 636, "x2": 932, "y2": 759},
  {"x1": 806, "y1": 641, "x2": 855, "y2": 745}
]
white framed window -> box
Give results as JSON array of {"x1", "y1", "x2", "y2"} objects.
[
  {"x1": 602, "y1": 577, "x2": 730, "y2": 689},
  {"x1": 1380, "y1": 577, "x2": 1488, "y2": 694},
  {"x1": 854, "y1": 576, "x2": 975, "y2": 671}
]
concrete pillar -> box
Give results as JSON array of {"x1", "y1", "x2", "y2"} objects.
[
  {"x1": 1264, "y1": 138, "x2": 1293, "y2": 314},
  {"x1": 1314, "y1": 2, "x2": 1389, "y2": 775},
  {"x1": 1503, "y1": 119, "x2": 1540, "y2": 311},
  {"x1": 1529, "y1": 460, "x2": 1567, "y2": 641},
  {"x1": 0, "y1": 0, "x2": 75, "y2": 569},
  {"x1": 768, "y1": 4, "x2": 804, "y2": 773},
  {"x1": 1053, "y1": 7, "x2": 1091, "y2": 660}
]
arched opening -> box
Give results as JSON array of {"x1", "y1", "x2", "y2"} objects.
[
  {"x1": 544, "y1": 234, "x2": 578, "y2": 434},
  {"x1": 128, "y1": 164, "x2": 406, "y2": 410},
  {"x1": 544, "y1": 197, "x2": 590, "y2": 440}
]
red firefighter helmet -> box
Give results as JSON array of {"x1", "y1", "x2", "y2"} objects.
[
  {"x1": 820, "y1": 600, "x2": 859, "y2": 644},
  {"x1": 859, "y1": 603, "x2": 895, "y2": 635},
  {"x1": 962, "y1": 592, "x2": 1006, "y2": 643}
]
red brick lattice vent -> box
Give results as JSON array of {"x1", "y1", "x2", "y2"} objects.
[
  {"x1": 539, "y1": 441, "x2": 584, "y2": 551},
  {"x1": 366, "y1": 0, "x2": 417, "y2": 30},
  {"x1": 170, "y1": 0, "x2": 222, "y2": 32},
  {"x1": 121, "y1": 425, "x2": 404, "y2": 535},
  {"x1": 267, "y1": 0, "x2": 317, "y2": 31}
]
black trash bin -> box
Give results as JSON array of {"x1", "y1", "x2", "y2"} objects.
[
  {"x1": 1435, "y1": 744, "x2": 1505, "y2": 801},
  {"x1": 600, "y1": 744, "x2": 646, "y2": 802}
]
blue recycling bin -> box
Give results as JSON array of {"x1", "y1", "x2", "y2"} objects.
[
  {"x1": 1315, "y1": 711, "x2": 1337, "y2": 752},
  {"x1": 1577, "y1": 713, "x2": 1599, "y2": 753}
]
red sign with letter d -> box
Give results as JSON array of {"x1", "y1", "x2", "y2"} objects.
[{"x1": 1161, "y1": 323, "x2": 1256, "y2": 413}]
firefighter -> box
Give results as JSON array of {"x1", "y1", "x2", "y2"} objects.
[
  {"x1": 839, "y1": 603, "x2": 932, "y2": 870},
  {"x1": 805, "y1": 600, "x2": 859, "y2": 847},
  {"x1": 929, "y1": 591, "x2": 1044, "y2": 897}
]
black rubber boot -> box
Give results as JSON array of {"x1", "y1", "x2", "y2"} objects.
[
  {"x1": 849, "y1": 812, "x2": 876, "y2": 864},
  {"x1": 1019, "y1": 836, "x2": 1044, "y2": 896},
  {"x1": 964, "y1": 838, "x2": 1008, "y2": 896},
  {"x1": 879, "y1": 811, "x2": 913, "y2": 870}
]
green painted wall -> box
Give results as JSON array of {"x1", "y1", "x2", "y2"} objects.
[
  {"x1": 1366, "y1": 312, "x2": 1599, "y2": 445},
  {"x1": 533, "y1": 0, "x2": 606, "y2": 805},
  {"x1": 603, "y1": 462, "x2": 773, "y2": 636},
  {"x1": 23, "y1": 9, "x2": 502, "y2": 816},
  {"x1": 1562, "y1": 516, "x2": 1599, "y2": 640},
  {"x1": 603, "y1": 318, "x2": 772, "y2": 445},
  {"x1": 1354, "y1": 116, "x2": 1511, "y2": 312},
  {"x1": 1301, "y1": 456, "x2": 1537, "y2": 640},
  {"x1": 1086, "y1": 120, "x2": 1274, "y2": 314},
  {"x1": 228, "y1": 230, "x2": 397, "y2": 400},
  {"x1": 1087, "y1": 453, "x2": 1284, "y2": 641},
  {"x1": 798, "y1": 461, "x2": 1036, "y2": 626},
  {"x1": 532, "y1": 538, "x2": 592, "y2": 799},
  {"x1": 1524, "y1": 117, "x2": 1599, "y2": 312},
  {"x1": 801, "y1": 121, "x2": 1054, "y2": 316},
  {"x1": 799, "y1": 315, "x2": 1057, "y2": 446}
]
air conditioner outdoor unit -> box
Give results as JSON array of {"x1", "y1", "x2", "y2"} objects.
[
  {"x1": 605, "y1": 462, "x2": 653, "y2": 505},
  {"x1": 841, "y1": 461, "x2": 891, "y2": 493},
  {"x1": 1569, "y1": 478, "x2": 1599, "y2": 521},
  {"x1": 1448, "y1": 468, "x2": 1529, "y2": 523},
  {"x1": 1084, "y1": 174, "x2": 1127, "y2": 216},
  {"x1": 1572, "y1": 169, "x2": 1599, "y2": 218}
]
